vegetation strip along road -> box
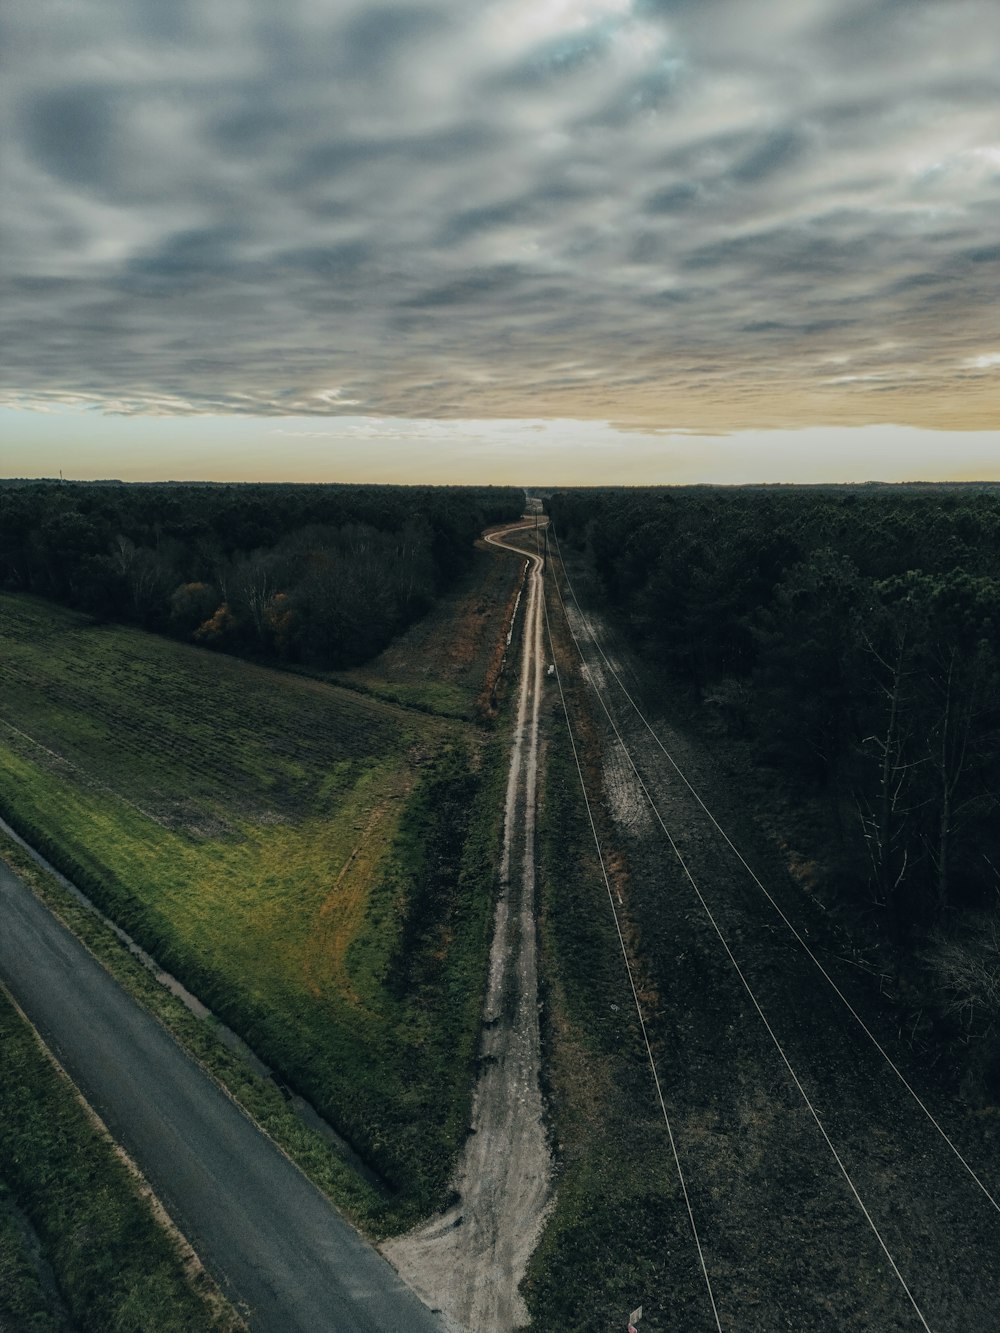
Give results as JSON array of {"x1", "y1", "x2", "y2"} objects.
[
  {"x1": 0, "y1": 854, "x2": 445, "y2": 1333},
  {"x1": 544, "y1": 525, "x2": 1000, "y2": 1329},
  {"x1": 0, "y1": 812, "x2": 384, "y2": 1191},
  {"x1": 385, "y1": 519, "x2": 553, "y2": 1331}
]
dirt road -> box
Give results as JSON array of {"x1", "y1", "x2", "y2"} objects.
[
  {"x1": 384, "y1": 521, "x2": 553, "y2": 1331},
  {"x1": 0, "y1": 857, "x2": 445, "y2": 1333}
]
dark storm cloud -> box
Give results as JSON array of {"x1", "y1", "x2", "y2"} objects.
[
  {"x1": 644, "y1": 182, "x2": 702, "y2": 214},
  {"x1": 339, "y1": 5, "x2": 450, "y2": 75},
  {"x1": 727, "y1": 129, "x2": 808, "y2": 185},
  {"x1": 22, "y1": 85, "x2": 119, "y2": 189},
  {"x1": 2, "y1": 0, "x2": 999, "y2": 428}
]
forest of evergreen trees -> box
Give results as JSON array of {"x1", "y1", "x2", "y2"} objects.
[
  {"x1": 0, "y1": 480, "x2": 523, "y2": 667},
  {"x1": 548, "y1": 486, "x2": 1000, "y2": 1025}
]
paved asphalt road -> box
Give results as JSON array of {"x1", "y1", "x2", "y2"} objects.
[{"x1": 0, "y1": 859, "x2": 446, "y2": 1333}]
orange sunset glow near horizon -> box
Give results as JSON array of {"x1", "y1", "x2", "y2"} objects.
[{"x1": 2, "y1": 2, "x2": 998, "y2": 483}]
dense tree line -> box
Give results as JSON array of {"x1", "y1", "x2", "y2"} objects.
[
  {"x1": 0, "y1": 481, "x2": 523, "y2": 667},
  {"x1": 547, "y1": 486, "x2": 1000, "y2": 946}
]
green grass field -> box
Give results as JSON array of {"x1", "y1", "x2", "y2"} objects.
[
  {"x1": 0, "y1": 988, "x2": 238, "y2": 1333},
  {"x1": 0, "y1": 1179, "x2": 65, "y2": 1333},
  {"x1": 0, "y1": 590, "x2": 505, "y2": 1217}
]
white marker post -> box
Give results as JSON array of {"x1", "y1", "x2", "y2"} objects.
[{"x1": 628, "y1": 1306, "x2": 642, "y2": 1332}]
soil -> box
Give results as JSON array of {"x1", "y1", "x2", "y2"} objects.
[
  {"x1": 383, "y1": 522, "x2": 553, "y2": 1331},
  {"x1": 547, "y1": 551, "x2": 1000, "y2": 1332}
]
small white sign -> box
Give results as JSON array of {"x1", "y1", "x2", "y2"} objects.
[{"x1": 630, "y1": 1307, "x2": 643, "y2": 1324}]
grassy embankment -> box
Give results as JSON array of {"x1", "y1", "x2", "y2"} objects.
[
  {"x1": 0, "y1": 568, "x2": 519, "y2": 1230},
  {"x1": 523, "y1": 600, "x2": 704, "y2": 1333},
  {"x1": 333, "y1": 537, "x2": 529, "y2": 721},
  {"x1": 0, "y1": 827, "x2": 385, "y2": 1226},
  {"x1": 0, "y1": 987, "x2": 239, "y2": 1333}
]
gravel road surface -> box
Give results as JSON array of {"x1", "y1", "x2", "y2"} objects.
[
  {"x1": 385, "y1": 521, "x2": 553, "y2": 1331},
  {"x1": 0, "y1": 858, "x2": 446, "y2": 1333}
]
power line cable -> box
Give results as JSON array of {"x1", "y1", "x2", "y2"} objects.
[
  {"x1": 538, "y1": 541, "x2": 724, "y2": 1333},
  {"x1": 547, "y1": 528, "x2": 932, "y2": 1331},
  {"x1": 548, "y1": 520, "x2": 999, "y2": 1217}
]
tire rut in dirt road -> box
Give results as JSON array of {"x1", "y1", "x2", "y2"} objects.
[{"x1": 383, "y1": 524, "x2": 553, "y2": 1332}]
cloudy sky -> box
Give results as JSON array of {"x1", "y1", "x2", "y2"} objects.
[{"x1": 3, "y1": 0, "x2": 999, "y2": 482}]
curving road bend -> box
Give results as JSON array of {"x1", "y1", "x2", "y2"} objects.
[{"x1": 0, "y1": 857, "x2": 446, "y2": 1333}]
